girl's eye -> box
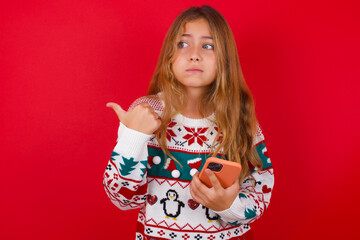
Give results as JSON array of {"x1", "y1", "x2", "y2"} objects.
[
  {"x1": 203, "y1": 44, "x2": 214, "y2": 50},
  {"x1": 178, "y1": 41, "x2": 188, "y2": 48}
]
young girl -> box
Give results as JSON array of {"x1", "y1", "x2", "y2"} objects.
[{"x1": 104, "y1": 5, "x2": 274, "y2": 240}]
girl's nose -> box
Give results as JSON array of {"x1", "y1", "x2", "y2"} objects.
[{"x1": 189, "y1": 47, "x2": 201, "y2": 62}]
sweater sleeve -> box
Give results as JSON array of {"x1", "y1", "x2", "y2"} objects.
[
  {"x1": 214, "y1": 127, "x2": 274, "y2": 225},
  {"x1": 103, "y1": 122, "x2": 152, "y2": 210}
]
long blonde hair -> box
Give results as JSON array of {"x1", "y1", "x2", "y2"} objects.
[{"x1": 147, "y1": 5, "x2": 262, "y2": 183}]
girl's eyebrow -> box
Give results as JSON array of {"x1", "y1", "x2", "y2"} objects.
[{"x1": 181, "y1": 33, "x2": 213, "y2": 40}]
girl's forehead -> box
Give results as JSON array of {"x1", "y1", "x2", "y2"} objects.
[{"x1": 180, "y1": 19, "x2": 213, "y2": 38}]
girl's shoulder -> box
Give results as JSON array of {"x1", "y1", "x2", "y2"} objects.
[
  {"x1": 254, "y1": 123, "x2": 265, "y2": 145},
  {"x1": 128, "y1": 93, "x2": 164, "y2": 112}
]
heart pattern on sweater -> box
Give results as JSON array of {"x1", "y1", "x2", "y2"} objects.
[
  {"x1": 188, "y1": 199, "x2": 200, "y2": 210},
  {"x1": 262, "y1": 185, "x2": 271, "y2": 193},
  {"x1": 147, "y1": 195, "x2": 158, "y2": 205}
]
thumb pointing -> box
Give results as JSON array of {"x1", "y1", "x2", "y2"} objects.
[{"x1": 106, "y1": 102, "x2": 127, "y2": 121}]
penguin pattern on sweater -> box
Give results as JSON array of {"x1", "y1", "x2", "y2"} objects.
[{"x1": 103, "y1": 96, "x2": 274, "y2": 240}]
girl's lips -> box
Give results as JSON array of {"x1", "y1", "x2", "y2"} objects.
[{"x1": 186, "y1": 68, "x2": 203, "y2": 73}]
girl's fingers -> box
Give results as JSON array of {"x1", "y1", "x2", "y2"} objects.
[
  {"x1": 153, "y1": 112, "x2": 160, "y2": 119},
  {"x1": 189, "y1": 185, "x2": 205, "y2": 205},
  {"x1": 191, "y1": 172, "x2": 211, "y2": 199},
  {"x1": 138, "y1": 102, "x2": 151, "y2": 108},
  {"x1": 106, "y1": 102, "x2": 127, "y2": 121},
  {"x1": 107, "y1": 101, "x2": 160, "y2": 134},
  {"x1": 205, "y1": 169, "x2": 223, "y2": 191}
]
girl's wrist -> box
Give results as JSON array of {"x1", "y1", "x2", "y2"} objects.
[{"x1": 115, "y1": 122, "x2": 153, "y2": 156}]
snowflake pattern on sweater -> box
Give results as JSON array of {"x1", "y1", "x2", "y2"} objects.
[{"x1": 103, "y1": 96, "x2": 274, "y2": 240}]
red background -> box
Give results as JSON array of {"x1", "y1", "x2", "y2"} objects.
[{"x1": 1, "y1": 0, "x2": 359, "y2": 239}]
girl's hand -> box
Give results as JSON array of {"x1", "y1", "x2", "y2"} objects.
[
  {"x1": 190, "y1": 169, "x2": 241, "y2": 211},
  {"x1": 106, "y1": 102, "x2": 161, "y2": 135}
]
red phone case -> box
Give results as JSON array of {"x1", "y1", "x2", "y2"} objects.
[{"x1": 198, "y1": 157, "x2": 242, "y2": 188}]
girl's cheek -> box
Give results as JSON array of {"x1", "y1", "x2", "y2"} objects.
[
  {"x1": 179, "y1": 49, "x2": 188, "y2": 55},
  {"x1": 203, "y1": 50, "x2": 215, "y2": 56}
]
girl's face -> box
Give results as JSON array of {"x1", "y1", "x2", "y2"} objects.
[{"x1": 171, "y1": 18, "x2": 217, "y2": 96}]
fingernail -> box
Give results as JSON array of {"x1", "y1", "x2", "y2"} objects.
[{"x1": 205, "y1": 169, "x2": 212, "y2": 175}]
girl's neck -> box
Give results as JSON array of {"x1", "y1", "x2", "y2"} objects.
[{"x1": 180, "y1": 89, "x2": 212, "y2": 119}]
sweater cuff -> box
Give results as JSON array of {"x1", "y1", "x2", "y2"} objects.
[
  {"x1": 115, "y1": 122, "x2": 153, "y2": 157},
  {"x1": 214, "y1": 196, "x2": 246, "y2": 221}
]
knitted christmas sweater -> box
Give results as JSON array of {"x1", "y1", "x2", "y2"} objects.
[{"x1": 103, "y1": 96, "x2": 274, "y2": 240}]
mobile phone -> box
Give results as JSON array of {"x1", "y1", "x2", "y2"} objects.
[{"x1": 198, "y1": 157, "x2": 241, "y2": 188}]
